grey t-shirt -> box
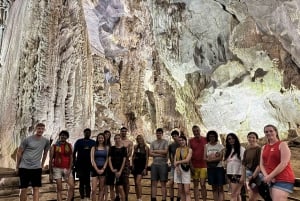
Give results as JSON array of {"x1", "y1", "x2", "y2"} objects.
[
  {"x1": 150, "y1": 139, "x2": 168, "y2": 164},
  {"x1": 19, "y1": 135, "x2": 50, "y2": 169}
]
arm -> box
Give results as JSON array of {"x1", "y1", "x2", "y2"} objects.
[
  {"x1": 175, "y1": 148, "x2": 193, "y2": 165},
  {"x1": 90, "y1": 147, "x2": 97, "y2": 170},
  {"x1": 145, "y1": 146, "x2": 150, "y2": 170},
  {"x1": 72, "y1": 141, "x2": 78, "y2": 166},
  {"x1": 259, "y1": 145, "x2": 267, "y2": 177},
  {"x1": 49, "y1": 146, "x2": 55, "y2": 182},
  {"x1": 127, "y1": 141, "x2": 133, "y2": 158},
  {"x1": 41, "y1": 148, "x2": 49, "y2": 169},
  {"x1": 15, "y1": 147, "x2": 24, "y2": 171},
  {"x1": 108, "y1": 156, "x2": 115, "y2": 172},
  {"x1": 203, "y1": 145, "x2": 208, "y2": 161}
]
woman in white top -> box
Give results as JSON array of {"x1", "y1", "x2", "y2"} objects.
[
  {"x1": 224, "y1": 133, "x2": 245, "y2": 201},
  {"x1": 204, "y1": 130, "x2": 226, "y2": 201}
]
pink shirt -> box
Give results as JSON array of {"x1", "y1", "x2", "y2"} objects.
[{"x1": 189, "y1": 137, "x2": 207, "y2": 168}]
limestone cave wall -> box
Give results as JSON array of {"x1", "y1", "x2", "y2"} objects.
[{"x1": 0, "y1": 0, "x2": 300, "y2": 167}]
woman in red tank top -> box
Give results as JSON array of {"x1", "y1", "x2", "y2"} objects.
[{"x1": 260, "y1": 124, "x2": 295, "y2": 201}]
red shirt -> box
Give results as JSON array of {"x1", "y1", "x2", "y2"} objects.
[
  {"x1": 53, "y1": 142, "x2": 72, "y2": 169},
  {"x1": 262, "y1": 141, "x2": 295, "y2": 183},
  {"x1": 189, "y1": 137, "x2": 207, "y2": 168}
]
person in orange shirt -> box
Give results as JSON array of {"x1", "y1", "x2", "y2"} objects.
[{"x1": 188, "y1": 125, "x2": 207, "y2": 201}]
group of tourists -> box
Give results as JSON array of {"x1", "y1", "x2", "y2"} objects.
[{"x1": 15, "y1": 123, "x2": 295, "y2": 201}]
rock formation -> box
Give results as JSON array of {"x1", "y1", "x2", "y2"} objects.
[{"x1": 0, "y1": 0, "x2": 300, "y2": 167}]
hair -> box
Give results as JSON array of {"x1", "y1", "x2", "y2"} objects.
[
  {"x1": 178, "y1": 135, "x2": 187, "y2": 146},
  {"x1": 264, "y1": 124, "x2": 280, "y2": 140},
  {"x1": 59, "y1": 130, "x2": 69, "y2": 139},
  {"x1": 84, "y1": 128, "x2": 91, "y2": 134},
  {"x1": 192, "y1": 125, "x2": 200, "y2": 130},
  {"x1": 171, "y1": 130, "x2": 179, "y2": 136},
  {"x1": 114, "y1": 133, "x2": 121, "y2": 139},
  {"x1": 247, "y1": 131, "x2": 258, "y2": 139},
  {"x1": 224, "y1": 133, "x2": 242, "y2": 160},
  {"x1": 156, "y1": 128, "x2": 163, "y2": 133},
  {"x1": 136, "y1": 134, "x2": 146, "y2": 148},
  {"x1": 95, "y1": 133, "x2": 106, "y2": 147},
  {"x1": 206, "y1": 130, "x2": 219, "y2": 142},
  {"x1": 104, "y1": 130, "x2": 112, "y2": 147},
  {"x1": 35, "y1": 123, "x2": 45, "y2": 128},
  {"x1": 120, "y1": 127, "x2": 128, "y2": 131}
]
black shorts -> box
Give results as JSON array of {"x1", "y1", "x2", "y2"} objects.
[
  {"x1": 106, "y1": 169, "x2": 125, "y2": 186},
  {"x1": 19, "y1": 168, "x2": 42, "y2": 188},
  {"x1": 227, "y1": 174, "x2": 241, "y2": 183}
]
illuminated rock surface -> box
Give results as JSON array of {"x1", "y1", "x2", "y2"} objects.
[{"x1": 0, "y1": 0, "x2": 300, "y2": 167}]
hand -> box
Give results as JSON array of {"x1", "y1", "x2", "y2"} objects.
[
  {"x1": 263, "y1": 175, "x2": 274, "y2": 184},
  {"x1": 115, "y1": 171, "x2": 121, "y2": 178},
  {"x1": 142, "y1": 169, "x2": 147, "y2": 176},
  {"x1": 15, "y1": 167, "x2": 19, "y2": 176}
]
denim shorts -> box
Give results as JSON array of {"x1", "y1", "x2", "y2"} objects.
[{"x1": 270, "y1": 182, "x2": 294, "y2": 193}]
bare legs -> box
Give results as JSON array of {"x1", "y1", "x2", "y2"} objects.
[
  {"x1": 134, "y1": 175, "x2": 142, "y2": 200},
  {"x1": 212, "y1": 185, "x2": 224, "y2": 201},
  {"x1": 178, "y1": 183, "x2": 191, "y2": 201},
  {"x1": 19, "y1": 187, "x2": 40, "y2": 201},
  {"x1": 55, "y1": 177, "x2": 74, "y2": 201}
]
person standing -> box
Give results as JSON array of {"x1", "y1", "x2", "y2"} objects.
[
  {"x1": 242, "y1": 132, "x2": 261, "y2": 201},
  {"x1": 107, "y1": 134, "x2": 127, "y2": 201},
  {"x1": 103, "y1": 130, "x2": 112, "y2": 201},
  {"x1": 168, "y1": 130, "x2": 181, "y2": 201},
  {"x1": 15, "y1": 122, "x2": 51, "y2": 201},
  {"x1": 49, "y1": 130, "x2": 74, "y2": 201},
  {"x1": 150, "y1": 128, "x2": 169, "y2": 201},
  {"x1": 73, "y1": 128, "x2": 96, "y2": 201},
  {"x1": 174, "y1": 135, "x2": 192, "y2": 201},
  {"x1": 188, "y1": 125, "x2": 207, "y2": 201},
  {"x1": 224, "y1": 133, "x2": 245, "y2": 201},
  {"x1": 120, "y1": 127, "x2": 133, "y2": 201},
  {"x1": 204, "y1": 130, "x2": 225, "y2": 201},
  {"x1": 260, "y1": 124, "x2": 295, "y2": 201},
  {"x1": 90, "y1": 133, "x2": 108, "y2": 201},
  {"x1": 132, "y1": 134, "x2": 149, "y2": 201}
]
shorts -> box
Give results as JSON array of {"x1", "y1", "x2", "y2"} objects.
[
  {"x1": 53, "y1": 167, "x2": 73, "y2": 180},
  {"x1": 174, "y1": 166, "x2": 191, "y2": 184},
  {"x1": 270, "y1": 182, "x2": 294, "y2": 194},
  {"x1": 168, "y1": 166, "x2": 175, "y2": 180},
  {"x1": 191, "y1": 168, "x2": 207, "y2": 180},
  {"x1": 91, "y1": 166, "x2": 106, "y2": 177},
  {"x1": 207, "y1": 167, "x2": 226, "y2": 186},
  {"x1": 106, "y1": 169, "x2": 125, "y2": 186},
  {"x1": 227, "y1": 174, "x2": 241, "y2": 183},
  {"x1": 19, "y1": 168, "x2": 42, "y2": 188},
  {"x1": 151, "y1": 163, "x2": 168, "y2": 182}
]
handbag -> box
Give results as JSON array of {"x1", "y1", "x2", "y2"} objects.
[{"x1": 180, "y1": 149, "x2": 190, "y2": 172}]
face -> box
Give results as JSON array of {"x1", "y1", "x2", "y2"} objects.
[
  {"x1": 156, "y1": 130, "x2": 163, "y2": 139},
  {"x1": 247, "y1": 134, "x2": 257, "y2": 145},
  {"x1": 35, "y1": 126, "x2": 45, "y2": 136},
  {"x1": 171, "y1": 134, "x2": 179, "y2": 142},
  {"x1": 114, "y1": 135, "x2": 121, "y2": 144},
  {"x1": 104, "y1": 132, "x2": 111, "y2": 140},
  {"x1": 136, "y1": 135, "x2": 144, "y2": 144},
  {"x1": 59, "y1": 133, "x2": 68, "y2": 141},
  {"x1": 192, "y1": 127, "x2": 201, "y2": 138},
  {"x1": 120, "y1": 128, "x2": 127, "y2": 137},
  {"x1": 208, "y1": 135, "x2": 216, "y2": 143},
  {"x1": 227, "y1": 135, "x2": 236, "y2": 145},
  {"x1": 264, "y1": 126, "x2": 277, "y2": 140},
  {"x1": 84, "y1": 131, "x2": 91, "y2": 139},
  {"x1": 178, "y1": 138, "x2": 187, "y2": 147},
  {"x1": 97, "y1": 135, "x2": 105, "y2": 144}
]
